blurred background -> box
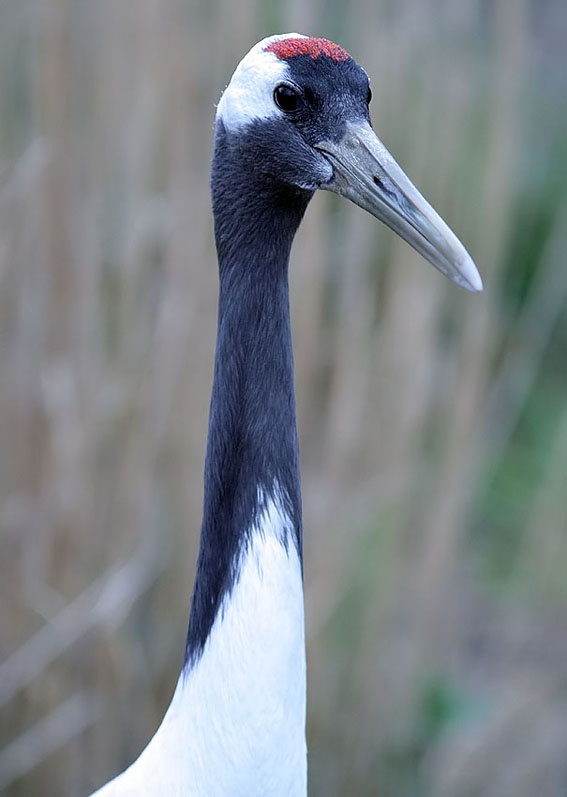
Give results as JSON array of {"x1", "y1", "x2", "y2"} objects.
[{"x1": 1, "y1": 0, "x2": 566, "y2": 794}]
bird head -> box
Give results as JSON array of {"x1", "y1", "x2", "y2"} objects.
[{"x1": 216, "y1": 33, "x2": 482, "y2": 292}]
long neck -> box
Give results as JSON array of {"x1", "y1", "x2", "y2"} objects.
[{"x1": 185, "y1": 122, "x2": 312, "y2": 666}]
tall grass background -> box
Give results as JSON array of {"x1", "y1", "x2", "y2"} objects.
[{"x1": 1, "y1": 0, "x2": 566, "y2": 794}]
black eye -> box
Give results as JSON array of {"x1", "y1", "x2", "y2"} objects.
[
  {"x1": 274, "y1": 84, "x2": 301, "y2": 113},
  {"x1": 367, "y1": 85, "x2": 372, "y2": 105}
]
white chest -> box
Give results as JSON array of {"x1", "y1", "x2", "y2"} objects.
[{"x1": 92, "y1": 501, "x2": 307, "y2": 796}]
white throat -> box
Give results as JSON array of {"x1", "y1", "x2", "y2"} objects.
[{"x1": 92, "y1": 491, "x2": 307, "y2": 796}]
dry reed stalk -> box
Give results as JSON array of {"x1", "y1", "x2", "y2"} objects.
[{"x1": 411, "y1": 0, "x2": 529, "y2": 667}]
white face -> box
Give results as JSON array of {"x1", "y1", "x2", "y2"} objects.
[{"x1": 216, "y1": 33, "x2": 307, "y2": 131}]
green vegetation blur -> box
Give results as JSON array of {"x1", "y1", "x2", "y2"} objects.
[{"x1": 1, "y1": 0, "x2": 565, "y2": 795}]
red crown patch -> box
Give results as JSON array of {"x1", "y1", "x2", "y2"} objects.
[{"x1": 265, "y1": 37, "x2": 350, "y2": 63}]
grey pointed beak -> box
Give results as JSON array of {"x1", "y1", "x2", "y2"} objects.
[{"x1": 315, "y1": 121, "x2": 482, "y2": 292}]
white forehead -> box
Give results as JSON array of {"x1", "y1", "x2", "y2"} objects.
[{"x1": 216, "y1": 33, "x2": 307, "y2": 131}]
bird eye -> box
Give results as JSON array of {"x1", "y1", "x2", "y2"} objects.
[
  {"x1": 367, "y1": 85, "x2": 372, "y2": 105},
  {"x1": 274, "y1": 84, "x2": 301, "y2": 113}
]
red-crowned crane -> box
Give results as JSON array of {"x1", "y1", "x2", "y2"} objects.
[{"x1": 91, "y1": 33, "x2": 482, "y2": 797}]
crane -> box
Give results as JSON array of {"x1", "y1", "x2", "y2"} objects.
[{"x1": 91, "y1": 33, "x2": 482, "y2": 796}]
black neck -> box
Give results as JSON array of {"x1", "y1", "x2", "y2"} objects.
[{"x1": 184, "y1": 121, "x2": 313, "y2": 666}]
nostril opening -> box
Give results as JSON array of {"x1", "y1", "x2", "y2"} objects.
[{"x1": 373, "y1": 174, "x2": 396, "y2": 200}]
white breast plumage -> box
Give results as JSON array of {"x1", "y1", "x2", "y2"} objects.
[{"x1": 92, "y1": 492, "x2": 306, "y2": 797}]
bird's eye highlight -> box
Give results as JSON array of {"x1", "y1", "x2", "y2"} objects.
[{"x1": 274, "y1": 84, "x2": 301, "y2": 113}]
